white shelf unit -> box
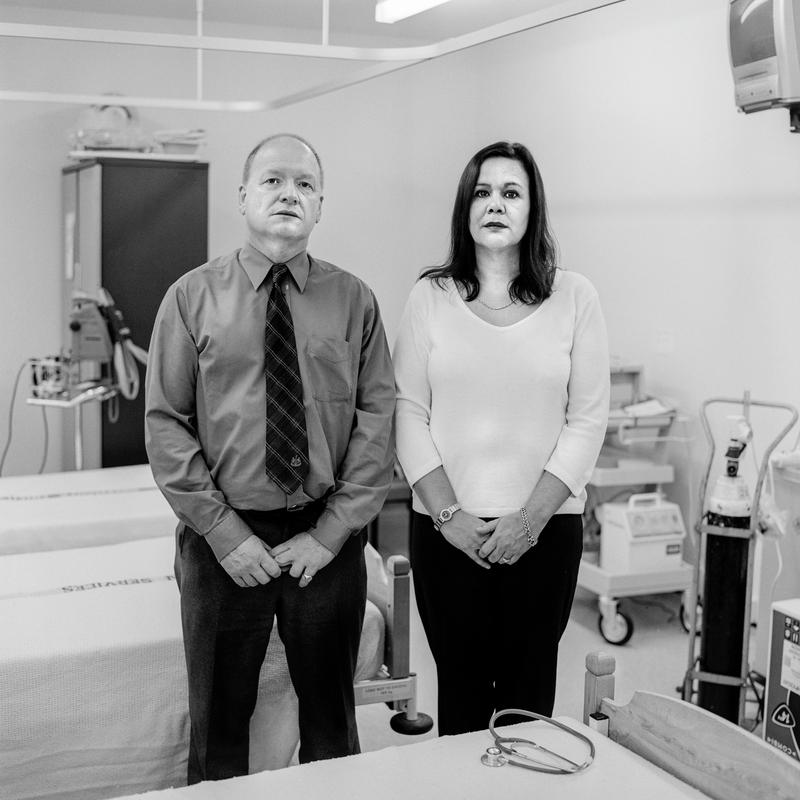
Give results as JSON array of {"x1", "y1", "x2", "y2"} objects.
[
  {"x1": 590, "y1": 463, "x2": 674, "y2": 487},
  {"x1": 581, "y1": 367, "x2": 689, "y2": 644}
]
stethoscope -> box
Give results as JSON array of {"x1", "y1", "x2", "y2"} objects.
[{"x1": 481, "y1": 709, "x2": 595, "y2": 774}]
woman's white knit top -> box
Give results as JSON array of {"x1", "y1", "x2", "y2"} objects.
[{"x1": 393, "y1": 269, "x2": 610, "y2": 517}]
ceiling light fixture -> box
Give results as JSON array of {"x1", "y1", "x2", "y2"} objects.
[
  {"x1": 375, "y1": 0, "x2": 454, "y2": 25},
  {"x1": 0, "y1": 0, "x2": 623, "y2": 111}
]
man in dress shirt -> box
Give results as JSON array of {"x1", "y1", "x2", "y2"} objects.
[{"x1": 145, "y1": 134, "x2": 395, "y2": 783}]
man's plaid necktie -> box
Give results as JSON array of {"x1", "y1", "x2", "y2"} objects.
[{"x1": 264, "y1": 263, "x2": 309, "y2": 493}]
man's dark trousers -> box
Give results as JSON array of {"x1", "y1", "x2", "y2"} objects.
[{"x1": 175, "y1": 504, "x2": 367, "y2": 783}]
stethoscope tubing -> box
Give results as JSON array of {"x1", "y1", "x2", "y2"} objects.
[{"x1": 487, "y1": 708, "x2": 596, "y2": 774}]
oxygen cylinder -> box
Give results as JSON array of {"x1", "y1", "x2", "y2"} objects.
[{"x1": 697, "y1": 417, "x2": 752, "y2": 722}]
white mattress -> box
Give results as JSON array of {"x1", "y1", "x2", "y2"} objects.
[
  {"x1": 0, "y1": 536, "x2": 384, "y2": 800},
  {"x1": 0, "y1": 465, "x2": 176, "y2": 555},
  {"x1": 106, "y1": 721, "x2": 710, "y2": 800}
]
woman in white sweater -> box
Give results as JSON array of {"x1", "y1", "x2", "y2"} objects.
[{"x1": 393, "y1": 141, "x2": 609, "y2": 735}]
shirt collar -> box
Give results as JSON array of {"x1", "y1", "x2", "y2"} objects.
[{"x1": 239, "y1": 242, "x2": 310, "y2": 293}]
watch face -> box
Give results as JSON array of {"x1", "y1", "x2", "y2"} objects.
[{"x1": 441, "y1": 509, "x2": 453, "y2": 522}]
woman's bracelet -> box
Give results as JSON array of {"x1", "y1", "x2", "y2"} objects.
[{"x1": 520, "y1": 506, "x2": 537, "y2": 548}]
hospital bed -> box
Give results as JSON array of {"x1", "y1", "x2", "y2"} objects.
[
  {"x1": 101, "y1": 721, "x2": 710, "y2": 800},
  {"x1": 0, "y1": 466, "x2": 426, "y2": 800},
  {"x1": 583, "y1": 651, "x2": 800, "y2": 800},
  {"x1": 0, "y1": 465, "x2": 174, "y2": 555},
  {"x1": 99, "y1": 651, "x2": 800, "y2": 800}
]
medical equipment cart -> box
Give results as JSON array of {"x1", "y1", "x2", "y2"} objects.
[
  {"x1": 579, "y1": 395, "x2": 693, "y2": 645},
  {"x1": 579, "y1": 476, "x2": 693, "y2": 644}
]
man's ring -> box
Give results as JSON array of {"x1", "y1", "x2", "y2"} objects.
[
  {"x1": 302, "y1": 572, "x2": 313, "y2": 582},
  {"x1": 500, "y1": 557, "x2": 510, "y2": 564}
]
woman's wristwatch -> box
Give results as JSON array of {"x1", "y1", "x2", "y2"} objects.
[{"x1": 433, "y1": 503, "x2": 461, "y2": 531}]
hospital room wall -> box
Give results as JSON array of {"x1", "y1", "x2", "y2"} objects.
[
  {"x1": 1, "y1": 0, "x2": 799, "y2": 536},
  {"x1": 0, "y1": 15, "x2": 478, "y2": 477},
  {"x1": 462, "y1": 0, "x2": 800, "y2": 526}
]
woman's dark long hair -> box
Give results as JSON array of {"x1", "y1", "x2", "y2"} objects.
[{"x1": 421, "y1": 141, "x2": 558, "y2": 303}]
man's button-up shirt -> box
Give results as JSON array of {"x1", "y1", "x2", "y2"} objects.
[{"x1": 145, "y1": 243, "x2": 395, "y2": 560}]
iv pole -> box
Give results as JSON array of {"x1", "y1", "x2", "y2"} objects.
[{"x1": 27, "y1": 385, "x2": 117, "y2": 471}]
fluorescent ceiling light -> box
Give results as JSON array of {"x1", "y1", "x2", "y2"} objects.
[{"x1": 375, "y1": 0, "x2": 454, "y2": 25}]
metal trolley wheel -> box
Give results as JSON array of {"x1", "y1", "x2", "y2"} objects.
[
  {"x1": 389, "y1": 711, "x2": 434, "y2": 735},
  {"x1": 598, "y1": 610, "x2": 634, "y2": 645}
]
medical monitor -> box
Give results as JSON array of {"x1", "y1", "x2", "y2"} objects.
[{"x1": 729, "y1": 0, "x2": 800, "y2": 112}]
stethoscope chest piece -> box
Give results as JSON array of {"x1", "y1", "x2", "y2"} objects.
[{"x1": 481, "y1": 746, "x2": 507, "y2": 767}]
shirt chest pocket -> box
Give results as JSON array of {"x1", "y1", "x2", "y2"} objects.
[{"x1": 306, "y1": 336, "x2": 355, "y2": 402}]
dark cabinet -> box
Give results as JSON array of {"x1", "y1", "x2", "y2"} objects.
[{"x1": 62, "y1": 157, "x2": 208, "y2": 469}]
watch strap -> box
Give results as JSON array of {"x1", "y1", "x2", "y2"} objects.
[{"x1": 434, "y1": 502, "x2": 461, "y2": 531}]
